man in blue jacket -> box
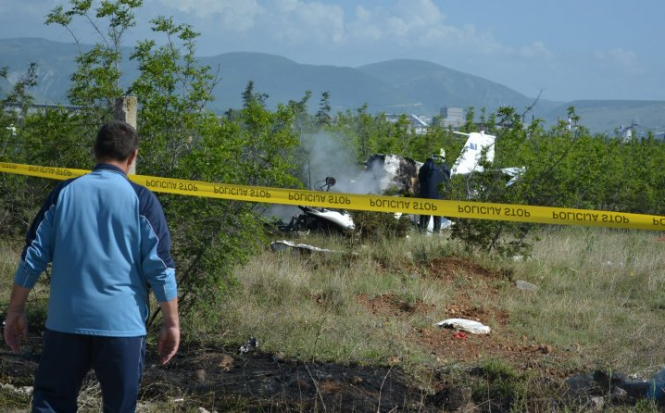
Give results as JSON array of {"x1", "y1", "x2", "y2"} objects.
[
  {"x1": 418, "y1": 154, "x2": 451, "y2": 232},
  {"x1": 4, "y1": 121, "x2": 179, "y2": 412}
]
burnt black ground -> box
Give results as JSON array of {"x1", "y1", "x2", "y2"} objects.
[
  {"x1": 143, "y1": 348, "x2": 432, "y2": 412},
  {"x1": 1, "y1": 343, "x2": 660, "y2": 412}
]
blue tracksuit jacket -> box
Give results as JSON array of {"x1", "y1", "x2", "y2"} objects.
[{"x1": 14, "y1": 164, "x2": 177, "y2": 337}]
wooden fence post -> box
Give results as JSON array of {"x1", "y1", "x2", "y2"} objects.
[{"x1": 114, "y1": 96, "x2": 138, "y2": 175}]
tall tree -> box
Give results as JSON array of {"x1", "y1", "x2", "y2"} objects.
[
  {"x1": 23, "y1": 0, "x2": 301, "y2": 322},
  {"x1": 315, "y1": 91, "x2": 332, "y2": 127}
]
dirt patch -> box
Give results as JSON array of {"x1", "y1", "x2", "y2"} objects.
[
  {"x1": 358, "y1": 293, "x2": 435, "y2": 317},
  {"x1": 425, "y1": 256, "x2": 507, "y2": 280},
  {"x1": 358, "y1": 256, "x2": 560, "y2": 370}
]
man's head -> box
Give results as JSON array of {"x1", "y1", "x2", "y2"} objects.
[{"x1": 94, "y1": 121, "x2": 138, "y2": 163}]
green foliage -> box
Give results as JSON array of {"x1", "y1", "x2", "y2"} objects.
[
  {"x1": 0, "y1": 64, "x2": 69, "y2": 237},
  {"x1": 332, "y1": 106, "x2": 417, "y2": 163},
  {"x1": 2, "y1": 1, "x2": 301, "y2": 323},
  {"x1": 1, "y1": 63, "x2": 37, "y2": 117},
  {"x1": 405, "y1": 120, "x2": 465, "y2": 166},
  {"x1": 442, "y1": 105, "x2": 665, "y2": 254},
  {"x1": 0, "y1": 387, "x2": 32, "y2": 410},
  {"x1": 447, "y1": 137, "x2": 534, "y2": 256},
  {"x1": 128, "y1": 12, "x2": 299, "y2": 318},
  {"x1": 315, "y1": 91, "x2": 332, "y2": 127},
  {"x1": 351, "y1": 210, "x2": 412, "y2": 242},
  {"x1": 46, "y1": 0, "x2": 141, "y2": 114}
]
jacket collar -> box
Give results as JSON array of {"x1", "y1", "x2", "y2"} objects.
[{"x1": 93, "y1": 163, "x2": 128, "y2": 177}]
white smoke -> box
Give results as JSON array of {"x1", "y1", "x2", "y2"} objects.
[
  {"x1": 264, "y1": 204, "x2": 301, "y2": 223},
  {"x1": 300, "y1": 131, "x2": 421, "y2": 195},
  {"x1": 264, "y1": 131, "x2": 363, "y2": 223},
  {"x1": 300, "y1": 131, "x2": 364, "y2": 193},
  {"x1": 264, "y1": 131, "x2": 420, "y2": 223}
]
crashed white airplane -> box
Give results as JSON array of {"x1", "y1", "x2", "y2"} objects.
[
  {"x1": 285, "y1": 131, "x2": 522, "y2": 234},
  {"x1": 418, "y1": 131, "x2": 524, "y2": 232},
  {"x1": 415, "y1": 131, "x2": 500, "y2": 232},
  {"x1": 451, "y1": 131, "x2": 524, "y2": 186}
]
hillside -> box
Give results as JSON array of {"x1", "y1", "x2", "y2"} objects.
[
  {"x1": 1, "y1": 37, "x2": 664, "y2": 134},
  {"x1": 198, "y1": 52, "x2": 411, "y2": 115},
  {"x1": 357, "y1": 59, "x2": 561, "y2": 116},
  {"x1": 0, "y1": 37, "x2": 83, "y2": 104}
]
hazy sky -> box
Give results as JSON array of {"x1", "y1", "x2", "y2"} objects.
[{"x1": 1, "y1": 0, "x2": 663, "y2": 102}]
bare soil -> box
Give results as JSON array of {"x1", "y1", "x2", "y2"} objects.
[{"x1": 359, "y1": 256, "x2": 563, "y2": 369}]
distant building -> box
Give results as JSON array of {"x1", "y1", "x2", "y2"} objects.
[
  {"x1": 385, "y1": 114, "x2": 429, "y2": 135},
  {"x1": 439, "y1": 106, "x2": 464, "y2": 128},
  {"x1": 3, "y1": 102, "x2": 82, "y2": 118}
]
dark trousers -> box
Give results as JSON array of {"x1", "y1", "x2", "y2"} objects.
[
  {"x1": 419, "y1": 215, "x2": 442, "y2": 231},
  {"x1": 32, "y1": 329, "x2": 146, "y2": 413}
]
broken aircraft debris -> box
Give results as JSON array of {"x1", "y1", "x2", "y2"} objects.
[
  {"x1": 276, "y1": 130, "x2": 522, "y2": 235},
  {"x1": 277, "y1": 205, "x2": 355, "y2": 234},
  {"x1": 270, "y1": 240, "x2": 349, "y2": 254}
]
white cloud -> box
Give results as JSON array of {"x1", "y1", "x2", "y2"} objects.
[
  {"x1": 260, "y1": 0, "x2": 346, "y2": 45},
  {"x1": 594, "y1": 47, "x2": 642, "y2": 73},
  {"x1": 160, "y1": 0, "x2": 346, "y2": 44},
  {"x1": 348, "y1": 0, "x2": 451, "y2": 44},
  {"x1": 150, "y1": 0, "x2": 547, "y2": 65},
  {"x1": 453, "y1": 24, "x2": 506, "y2": 55},
  {"x1": 390, "y1": 0, "x2": 447, "y2": 35},
  {"x1": 345, "y1": 0, "x2": 512, "y2": 56},
  {"x1": 519, "y1": 41, "x2": 554, "y2": 59},
  {"x1": 156, "y1": 0, "x2": 264, "y2": 32},
  {"x1": 350, "y1": 5, "x2": 383, "y2": 41}
]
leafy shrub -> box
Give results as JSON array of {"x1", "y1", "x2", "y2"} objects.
[{"x1": 351, "y1": 210, "x2": 412, "y2": 242}]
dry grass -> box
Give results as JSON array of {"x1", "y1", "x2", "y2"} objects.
[{"x1": 2, "y1": 225, "x2": 665, "y2": 411}]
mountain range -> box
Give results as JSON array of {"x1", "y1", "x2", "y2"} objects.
[{"x1": 1, "y1": 37, "x2": 664, "y2": 135}]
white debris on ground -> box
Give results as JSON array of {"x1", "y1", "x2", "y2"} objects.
[
  {"x1": 270, "y1": 240, "x2": 356, "y2": 255},
  {"x1": 435, "y1": 318, "x2": 492, "y2": 335}
]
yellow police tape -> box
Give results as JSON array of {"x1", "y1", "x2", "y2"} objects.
[{"x1": 2, "y1": 162, "x2": 665, "y2": 231}]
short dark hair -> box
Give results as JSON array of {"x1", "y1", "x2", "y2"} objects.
[{"x1": 94, "y1": 121, "x2": 138, "y2": 162}]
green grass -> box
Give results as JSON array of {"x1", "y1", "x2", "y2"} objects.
[{"x1": 505, "y1": 227, "x2": 665, "y2": 374}]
